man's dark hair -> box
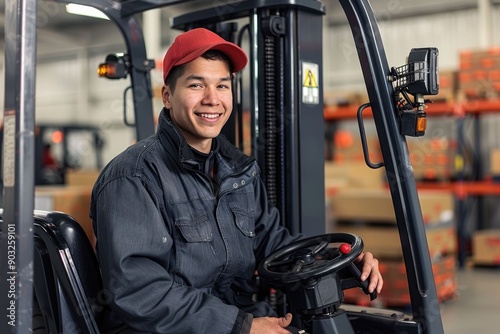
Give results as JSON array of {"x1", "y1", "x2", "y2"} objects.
[{"x1": 165, "y1": 50, "x2": 233, "y2": 93}]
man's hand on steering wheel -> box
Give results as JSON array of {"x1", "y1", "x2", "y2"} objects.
[
  {"x1": 355, "y1": 251, "x2": 384, "y2": 294},
  {"x1": 251, "y1": 313, "x2": 293, "y2": 334}
]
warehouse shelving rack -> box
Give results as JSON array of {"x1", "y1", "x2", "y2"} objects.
[{"x1": 325, "y1": 99, "x2": 500, "y2": 267}]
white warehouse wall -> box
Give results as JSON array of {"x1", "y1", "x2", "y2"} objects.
[{"x1": 324, "y1": 8, "x2": 486, "y2": 97}]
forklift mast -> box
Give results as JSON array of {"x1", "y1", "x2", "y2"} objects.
[
  {"x1": 170, "y1": 0, "x2": 327, "y2": 237},
  {"x1": 1, "y1": 0, "x2": 444, "y2": 333}
]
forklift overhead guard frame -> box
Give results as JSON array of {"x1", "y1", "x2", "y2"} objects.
[{"x1": 1, "y1": 0, "x2": 444, "y2": 333}]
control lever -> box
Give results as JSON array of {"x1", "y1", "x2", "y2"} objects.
[
  {"x1": 346, "y1": 262, "x2": 377, "y2": 301},
  {"x1": 339, "y1": 243, "x2": 377, "y2": 301}
]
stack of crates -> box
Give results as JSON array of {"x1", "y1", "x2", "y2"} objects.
[
  {"x1": 458, "y1": 47, "x2": 500, "y2": 100},
  {"x1": 326, "y1": 184, "x2": 457, "y2": 308}
]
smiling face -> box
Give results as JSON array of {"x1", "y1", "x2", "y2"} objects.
[{"x1": 162, "y1": 56, "x2": 233, "y2": 153}]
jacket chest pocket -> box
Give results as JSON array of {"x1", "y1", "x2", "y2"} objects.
[
  {"x1": 176, "y1": 214, "x2": 213, "y2": 242},
  {"x1": 174, "y1": 214, "x2": 223, "y2": 287},
  {"x1": 229, "y1": 203, "x2": 255, "y2": 238},
  {"x1": 227, "y1": 200, "x2": 257, "y2": 274}
]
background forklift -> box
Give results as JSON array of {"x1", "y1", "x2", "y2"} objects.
[
  {"x1": 0, "y1": 0, "x2": 443, "y2": 333},
  {"x1": 0, "y1": 123, "x2": 105, "y2": 185}
]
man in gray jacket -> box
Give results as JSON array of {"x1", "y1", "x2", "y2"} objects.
[{"x1": 90, "y1": 28, "x2": 383, "y2": 334}]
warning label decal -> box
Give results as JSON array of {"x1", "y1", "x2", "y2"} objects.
[{"x1": 302, "y1": 62, "x2": 319, "y2": 104}]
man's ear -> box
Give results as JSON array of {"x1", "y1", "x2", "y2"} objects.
[{"x1": 162, "y1": 85, "x2": 172, "y2": 108}]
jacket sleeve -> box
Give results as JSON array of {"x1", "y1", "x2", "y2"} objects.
[
  {"x1": 251, "y1": 177, "x2": 305, "y2": 265},
  {"x1": 92, "y1": 175, "x2": 249, "y2": 334}
]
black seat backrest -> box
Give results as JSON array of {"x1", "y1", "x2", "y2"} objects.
[{"x1": 0, "y1": 209, "x2": 103, "y2": 333}]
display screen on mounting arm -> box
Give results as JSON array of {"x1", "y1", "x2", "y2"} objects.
[
  {"x1": 406, "y1": 47, "x2": 439, "y2": 96},
  {"x1": 390, "y1": 47, "x2": 439, "y2": 137}
]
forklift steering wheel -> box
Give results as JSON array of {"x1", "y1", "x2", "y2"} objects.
[{"x1": 258, "y1": 233, "x2": 363, "y2": 285}]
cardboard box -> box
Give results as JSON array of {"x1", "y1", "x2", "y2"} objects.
[
  {"x1": 490, "y1": 149, "x2": 500, "y2": 176},
  {"x1": 65, "y1": 169, "x2": 101, "y2": 186},
  {"x1": 35, "y1": 185, "x2": 94, "y2": 247},
  {"x1": 434, "y1": 70, "x2": 458, "y2": 102},
  {"x1": 325, "y1": 161, "x2": 385, "y2": 192},
  {"x1": 407, "y1": 137, "x2": 455, "y2": 181},
  {"x1": 343, "y1": 254, "x2": 457, "y2": 307},
  {"x1": 332, "y1": 137, "x2": 382, "y2": 165},
  {"x1": 472, "y1": 229, "x2": 500, "y2": 265},
  {"x1": 460, "y1": 48, "x2": 500, "y2": 71},
  {"x1": 329, "y1": 188, "x2": 454, "y2": 225},
  {"x1": 458, "y1": 48, "x2": 500, "y2": 100},
  {"x1": 334, "y1": 221, "x2": 456, "y2": 258}
]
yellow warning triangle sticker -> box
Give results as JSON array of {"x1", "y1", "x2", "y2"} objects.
[{"x1": 303, "y1": 69, "x2": 318, "y2": 88}]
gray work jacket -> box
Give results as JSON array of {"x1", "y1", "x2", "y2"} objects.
[{"x1": 90, "y1": 108, "x2": 302, "y2": 333}]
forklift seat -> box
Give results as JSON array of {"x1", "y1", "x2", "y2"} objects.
[{"x1": 0, "y1": 210, "x2": 103, "y2": 333}]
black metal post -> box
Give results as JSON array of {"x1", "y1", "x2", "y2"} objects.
[
  {"x1": 54, "y1": 0, "x2": 157, "y2": 141},
  {"x1": 339, "y1": 0, "x2": 445, "y2": 333},
  {"x1": 0, "y1": 0, "x2": 37, "y2": 332},
  {"x1": 114, "y1": 16, "x2": 156, "y2": 140}
]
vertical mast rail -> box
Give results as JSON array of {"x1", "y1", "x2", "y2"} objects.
[
  {"x1": 339, "y1": 0, "x2": 444, "y2": 333},
  {"x1": 1, "y1": 0, "x2": 37, "y2": 332}
]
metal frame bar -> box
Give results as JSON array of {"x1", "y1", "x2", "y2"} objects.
[
  {"x1": 1, "y1": 0, "x2": 446, "y2": 332},
  {"x1": 0, "y1": 0, "x2": 37, "y2": 332},
  {"x1": 171, "y1": 0, "x2": 324, "y2": 30},
  {"x1": 339, "y1": 0, "x2": 444, "y2": 332},
  {"x1": 55, "y1": 0, "x2": 157, "y2": 141}
]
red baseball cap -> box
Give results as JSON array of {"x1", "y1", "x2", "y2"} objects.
[{"x1": 162, "y1": 28, "x2": 248, "y2": 82}]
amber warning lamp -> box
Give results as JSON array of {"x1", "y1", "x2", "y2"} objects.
[
  {"x1": 98, "y1": 53, "x2": 129, "y2": 79},
  {"x1": 400, "y1": 109, "x2": 427, "y2": 137}
]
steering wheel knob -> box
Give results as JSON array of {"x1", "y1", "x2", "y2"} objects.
[{"x1": 339, "y1": 243, "x2": 352, "y2": 255}]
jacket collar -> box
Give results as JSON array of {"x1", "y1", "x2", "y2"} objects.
[
  {"x1": 157, "y1": 108, "x2": 198, "y2": 169},
  {"x1": 157, "y1": 108, "x2": 255, "y2": 173}
]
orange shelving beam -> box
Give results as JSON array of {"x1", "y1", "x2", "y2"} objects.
[
  {"x1": 324, "y1": 105, "x2": 364, "y2": 120},
  {"x1": 325, "y1": 99, "x2": 500, "y2": 120},
  {"x1": 417, "y1": 180, "x2": 500, "y2": 198}
]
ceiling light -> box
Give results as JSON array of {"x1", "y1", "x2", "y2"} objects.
[{"x1": 66, "y1": 4, "x2": 109, "y2": 20}]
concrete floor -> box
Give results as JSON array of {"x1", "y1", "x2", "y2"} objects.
[
  {"x1": 440, "y1": 267, "x2": 500, "y2": 333},
  {"x1": 344, "y1": 266, "x2": 500, "y2": 333}
]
